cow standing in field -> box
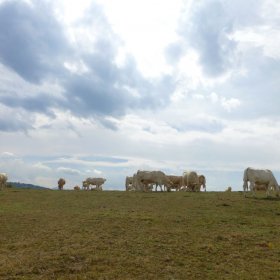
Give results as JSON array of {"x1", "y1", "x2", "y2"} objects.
[
  {"x1": 225, "y1": 186, "x2": 232, "y2": 192},
  {"x1": 198, "y1": 175, "x2": 206, "y2": 192},
  {"x1": 83, "y1": 177, "x2": 106, "y2": 191},
  {"x1": 125, "y1": 176, "x2": 134, "y2": 191},
  {"x1": 243, "y1": 167, "x2": 279, "y2": 197},
  {"x1": 58, "y1": 178, "x2": 66, "y2": 190},
  {"x1": 132, "y1": 173, "x2": 144, "y2": 191},
  {"x1": 167, "y1": 175, "x2": 183, "y2": 191},
  {"x1": 181, "y1": 171, "x2": 200, "y2": 191},
  {"x1": 135, "y1": 170, "x2": 172, "y2": 192},
  {"x1": 0, "y1": 173, "x2": 8, "y2": 190}
]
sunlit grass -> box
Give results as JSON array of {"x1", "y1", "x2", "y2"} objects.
[{"x1": 1, "y1": 189, "x2": 280, "y2": 279}]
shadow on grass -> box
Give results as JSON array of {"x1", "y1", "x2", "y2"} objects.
[
  {"x1": 245, "y1": 196, "x2": 280, "y2": 201},
  {"x1": 259, "y1": 196, "x2": 280, "y2": 201},
  {"x1": 216, "y1": 203, "x2": 231, "y2": 207}
]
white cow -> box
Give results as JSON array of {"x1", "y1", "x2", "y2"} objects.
[
  {"x1": 83, "y1": 177, "x2": 106, "y2": 191},
  {"x1": 243, "y1": 167, "x2": 279, "y2": 197},
  {"x1": 125, "y1": 176, "x2": 134, "y2": 191},
  {"x1": 167, "y1": 175, "x2": 183, "y2": 191},
  {"x1": 225, "y1": 186, "x2": 232, "y2": 192},
  {"x1": 198, "y1": 175, "x2": 206, "y2": 192},
  {"x1": 0, "y1": 173, "x2": 8, "y2": 190},
  {"x1": 132, "y1": 173, "x2": 145, "y2": 191},
  {"x1": 181, "y1": 171, "x2": 200, "y2": 191},
  {"x1": 135, "y1": 170, "x2": 172, "y2": 192}
]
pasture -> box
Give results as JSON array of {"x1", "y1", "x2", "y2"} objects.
[{"x1": 0, "y1": 189, "x2": 280, "y2": 279}]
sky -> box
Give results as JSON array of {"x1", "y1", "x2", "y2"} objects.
[{"x1": 0, "y1": 0, "x2": 280, "y2": 190}]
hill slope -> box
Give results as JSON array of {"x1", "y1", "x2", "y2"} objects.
[{"x1": 8, "y1": 181, "x2": 50, "y2": 190}]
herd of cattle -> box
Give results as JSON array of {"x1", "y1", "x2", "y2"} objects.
[
  {"x1": 0, "y1": 167, "x2": 279, "y2": 197},
  {"x1": 125, "y1": 170, "x2": 206, "y2": 192},
  {"x1": 57, "y1": 177, "x2": 107, "y2": 191},
  {"x1": 55, "y1": 170, "x2": 206, "y2": 192}
]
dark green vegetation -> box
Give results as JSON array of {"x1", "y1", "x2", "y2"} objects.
[
  {"x1": 7, "y1": 182, "x2": 48, "y2": 190},
  {"x1": 1, "y1": 189, "x2": 280, "y2": 279}
]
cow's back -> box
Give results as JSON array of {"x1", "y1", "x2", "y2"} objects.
[
  {"x1": 245, "y1": 168, "x2": 277, "y2": 185},
  {"x1": 86, "y1": 177, "x2": 106, "y2": 184}
]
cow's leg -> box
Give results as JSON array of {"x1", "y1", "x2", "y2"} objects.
[
  {"x1": 243, "y1": 180, "x2": 248, "y2": 197},
  {"x1": 266, "y1": 183, "x2": 272, "y2": 197},
  {"x1": 276, "y1": 185, "x2": 280, "y2": 197},
  {"x1": 250, "y1": 181, "x2": 256, "y2": 197}
]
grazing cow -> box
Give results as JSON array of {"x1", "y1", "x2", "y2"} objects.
[
  {"x1": 58, "y1": 178, "x2": 66, "y2": 190},
  {"x1": 198, "y1": 175, "x2": 206, "y2": 192},
  {"x1": 83, "y1": 177, "x2": 106, "y2": 191},
  {"x1": 167, "y1": 175, "x2": 183, "y2": 191},
  {"x1": 132, "y1": 173, "x2": 144, "y2": 191},
  {"x1": 135, "y1": 170, "x2": 172, "y2": 192},
  {"x1": 243, "y1": 167, "x2": 279, "y2": 197},
  {"x1": 73, "y1": 186, "x2": 80, "y2": 191},
  {"x1": 125, "y1": 176, "x2": 134, "y2": 191},
  {"x1": 225, "y1": 186, "x2": 232, "y2": 192},
  {"x1": 182, "y1": 171, "x2": 200, "y2": 191},
  {"x1": 0, "y1": 173, "x2": 8, "y2": 190}
]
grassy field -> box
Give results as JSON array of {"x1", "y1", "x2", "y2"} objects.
[{"x1": 1, "y1": 189, "x2": 280, "y2": 280}]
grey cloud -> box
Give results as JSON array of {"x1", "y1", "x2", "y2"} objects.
[
  {"x1": 0, "y1": 92, "x2": 56, "y2": 115},
  {"x1": 0, "y1": 0, "x2": 176, "y2": 133},
  {"x1": 0, "y1": 115, "x2": 32, "y2": 132},
  {"x1": 64, "y1": 74, "x2": 126, "y2": 116},
  {"x1": 210, "y1": 47, "x2": 280, "y2": 120},
  {"x1": 0, "y1": 0, "x2": 69, "y2": 83},
  {"x1": 170, "y1": 0, "x2": 280, "y2": 120},
  {"x1": 174, "y1": 0, "x2": 270, "y2": 77},
  {"x1": 98, "y1": 118, "x2": 119, "y2": 131},
  {"x1": 165, "y1": 42, "x2": 184, "y2": 64},
  {"x1": 208, "y1": 55, "x2": 280, "y2": 122},
  {"x1": 224, "y1": 0, "x2": 263, "y2": 27},
  {"x1": 63, "y1": 68, "x2": 174, "y2": 119},
  {"x1": 172, "y1": 119, "x2": 225, "y2": 134},
  {"x1": 179, "y1": 0, "x2": 236, "y2": 77},
  {"x1": 80, "y1": 155, "x2": 128, "y2": 164}
]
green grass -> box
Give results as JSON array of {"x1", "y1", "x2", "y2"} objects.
[{"x1": 1, "y1": 189, "x2": 280, "y2": 279}]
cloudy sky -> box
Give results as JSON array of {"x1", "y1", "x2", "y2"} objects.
[{"x1": 1, "y1": 0, "x2": 280, "y2": 190}]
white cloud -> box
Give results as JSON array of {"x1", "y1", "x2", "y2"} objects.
[
  {"x1": 57, "y1": 167, "x2": 81, "y2": 175},
  {"x1": 231, "y1": 27, "x2": 280, "y2": 59},
  {"x1": 210, "y1": 92, "x2": 219, "y2": 103},
  {"x1": 1, "y1": 151, "x2": 16, "y2": 158},
  {"x1": 221, "y1": 97, "x2": 241, "y2": 112},
  {"x1": 96, "y1": 0, "x2": 183, "y2": 77},
  {"x1": 32, "y1": 162, "x2": 52, "y2": 172},
  {"x1": 1, "y1": 0, "x2": 280, "y2": 191}
]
